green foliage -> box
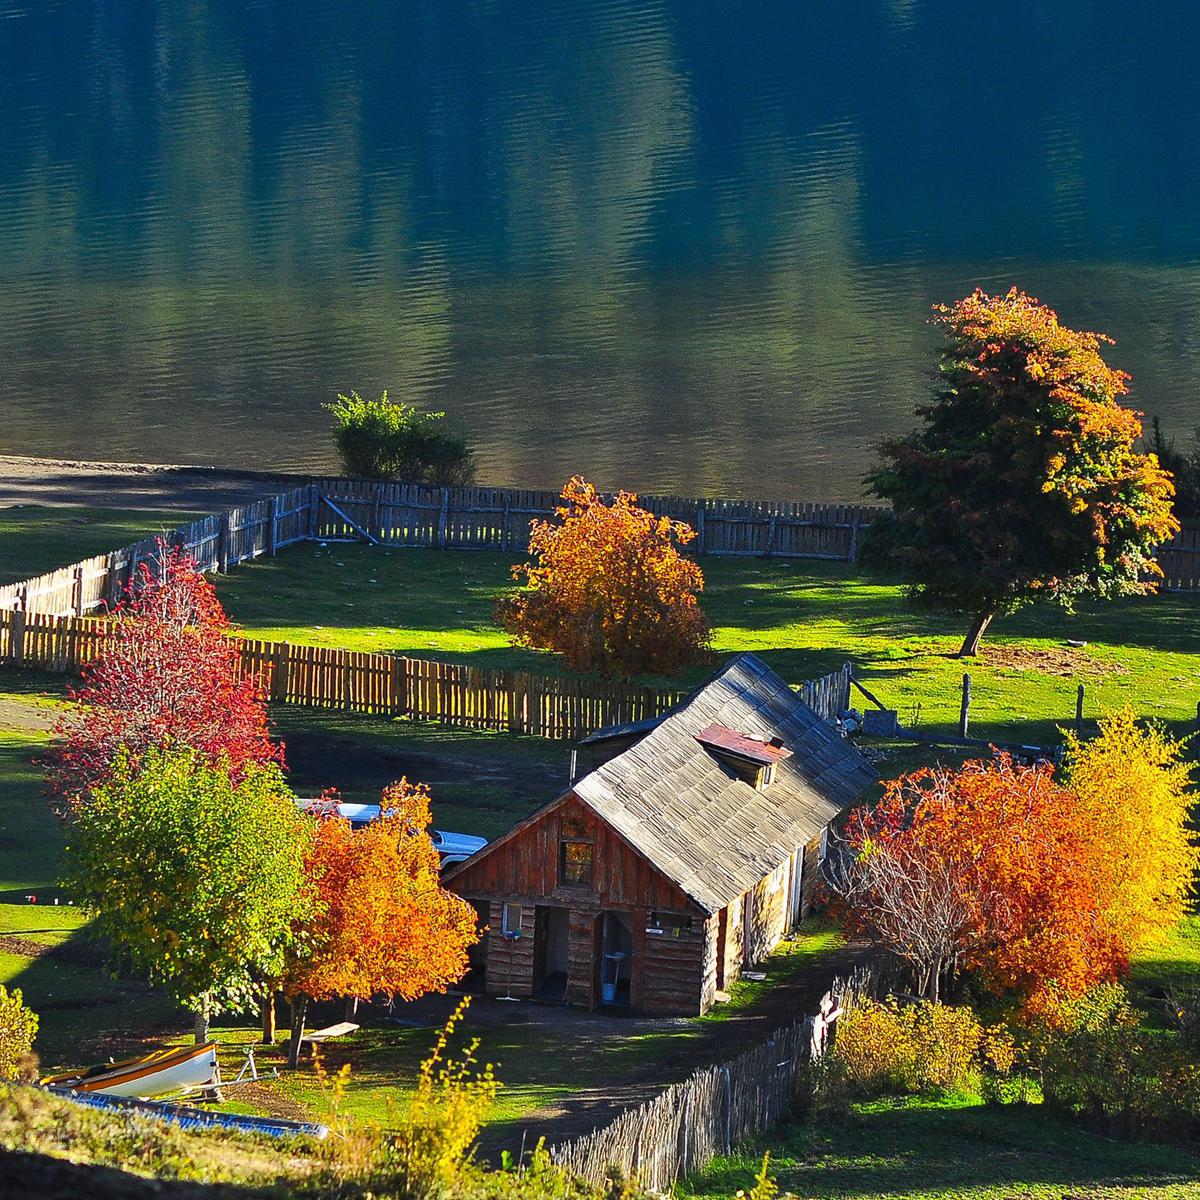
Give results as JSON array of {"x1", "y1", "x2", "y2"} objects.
[
  {"x1": 1024, "y1": 984, "x2": 1200, "y2": 1140},
  {"x1": 867, "y1": 288, "x2": 1178, "y2": 654},
  {"x1": 326, "y1": 390, "x2": 474, "y2": 484},
  {"x1": 61, "y1": 744, "x2": 313, "y2": 1016},
  {"x1": 0, "y1": 985, "x2": 37, "y2": 1080},
  {"x1": 1149, "y1": 416, "x2": 1200, "y2": 520}
]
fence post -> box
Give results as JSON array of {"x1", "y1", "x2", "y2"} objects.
[
  {"x1": 1075, "y1": 683, "x2": 1085, "y2": 736},
  {"x1": 695, "y1": 504, "x2": 706, "y2": 553},
  {"x1": 271, "y1": 644, "x2": 289, "y2": 702},
  {"x1": 958, "y1": 673, "x2": 971, "y2": 738},
  {"x1": 72, "y1": 566, "x2": 84, "y2": 616},
  {"x1": 847, "y1": 517, "x2": 860, "y2": 563},
  {"x1": 217, "y1": 512, "x2": 231, "y2": 573},
  {"x1": 10, "y1": 609, "x2": 26, "y2": 665},
  {"x1": 268, "y1": 494, "x2": 280, "y2": 557},
  {"x1": 437, "y1": 488, "x2": 450, "y2": 549},
  {"x1": 307, "y1": 483, "x2": 320, "y2": 540}
]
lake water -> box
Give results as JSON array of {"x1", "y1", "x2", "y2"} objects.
[{"x1": 2, "y1": 2, "x2": 1199, "y2": 500}]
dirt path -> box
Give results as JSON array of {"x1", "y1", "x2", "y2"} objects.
[
  {"x1": 404, "y1": 940, "x2": 874, "y2": 1157},
  {"x1": 0, "y1": 455, "x2": 305, "y2": 512}
]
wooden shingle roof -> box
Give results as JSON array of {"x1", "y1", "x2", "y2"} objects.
[{"x1": 571, "y1": 653, "x2": 876, "y2": 915}]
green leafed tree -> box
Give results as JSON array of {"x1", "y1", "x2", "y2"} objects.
[
  {"x1": 62, "y1": 745, "x2": 313, "y2": 1042},
  {"x1": 866, "y1": 288, "x2": 1179, "y2": 655}
]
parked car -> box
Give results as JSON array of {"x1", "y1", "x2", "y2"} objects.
[{"x1": 295, "y1": 800, "x2": 487, "y2": 868}]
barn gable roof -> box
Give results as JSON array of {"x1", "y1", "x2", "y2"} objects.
[{"x1": 570, "y1": 653, "x2": 875, "y2": 915}]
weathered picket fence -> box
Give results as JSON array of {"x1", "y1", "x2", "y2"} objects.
[
  {"x1": 0, "y1": 609, "x2": 852, "y2": 740},
  {"x1": 548, "y1": 988, "x2": 844, "y2": 1191},
  {"x1": 307, "y1": 479, "x2": 883, "y2": 561},
  {"x1": 3, "y1": 480, "x2": 1197, "y2": 618},
  {"x1": 0, "y1": 485, "x2": 312, "y2": 617}
]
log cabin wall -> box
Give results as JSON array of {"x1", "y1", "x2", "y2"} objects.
[
  {"x1": 642, "y1": 919, "x2": 707, "y2": 1015},
  {"x1": 483, "y1": 899, "x2": 537, "y2": 997},
  {"x1": 799, "y1": 833, "x2": 823, "y2": 917}
]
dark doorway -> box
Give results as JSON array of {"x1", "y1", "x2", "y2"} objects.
[
  {"x1": 533, "y1": 906, "x2": 570, "y2": 1002},
  {"x1": 598, "y1": 911, "x2": 634, "y2": 1007}
]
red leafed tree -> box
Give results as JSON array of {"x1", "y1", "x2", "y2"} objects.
[
  {"x1": 284, "y1": 779, "x2": 478, "y2": 1067},
  {"x1": 835, "y1": 755, "x2": 1122, "y2": 1009},
  {"x1": 48, "y1": 541, "x2": 282, "y2": 802}
]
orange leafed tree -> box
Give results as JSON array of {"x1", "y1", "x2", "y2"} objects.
[
  {"x1": 499, "y1": 476, "x2": 711, "y2": 679},
  {"x1": 284, "y1": 779, "x2": 478, "y2": 1067},
  {"x1": 838, "y1": 755, "x2": 1123, "y2": 1009}
]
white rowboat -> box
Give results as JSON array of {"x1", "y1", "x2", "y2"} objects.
[{"x1": 42, "y1": 1041, "x2": 219, "y2": 1099}]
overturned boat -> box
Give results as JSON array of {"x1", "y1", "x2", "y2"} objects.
[{"x1": 42, "y1": 1041, "x2": 219, "y2": 1099}]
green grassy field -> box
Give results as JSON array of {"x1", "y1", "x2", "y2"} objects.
[
  {"x1": 0, "y1": 505, "x2": 197, "y2": 585},
  {"x1": 215, "y1": 543, "x2": 1200, "y2": 746},
  {"x1": 682, "y1": 1093, "x2": 1200, "y2": 1200}
]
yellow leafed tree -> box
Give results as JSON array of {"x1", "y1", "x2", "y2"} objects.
[{"x1": 1064, "y1": 709, "x2": 1198, "y2": 956}]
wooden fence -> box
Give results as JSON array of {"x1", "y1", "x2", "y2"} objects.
[
  {"x1": 0, "y1": 485, "x2": 312, "y2": 617},
  {"x1": 3, "y1": 480, "x2": 1198, "y2": 621},
  {"x1": 547, "y1": 987, "x2": 845, "y2": 1190},
  {"x1": 0, "y1": 608, "x2": 853, "y2": 740},
  {"x1": 1160, "y1": 525, "x2": 1200, "y2": 592},
  {"x1": 307, "y1": 479, "x2": 884, "y2": 561}
]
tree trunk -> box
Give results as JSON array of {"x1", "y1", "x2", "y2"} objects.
[
  {"x1": 194, "y1": 994, "x2": 211, "y2": 1045},
  {"x1": 345, "y1": 996, "x2": 359, "y2": 1022},
  {"x1": 958, "y1": 609, "x2": 995, "y2": 657},
  {"x1": 287, "y1": 995, "x2": 309, "y2": 1069},
  {"x1": 261, "y1": 991, "x2": 277, "y2": 1045}
]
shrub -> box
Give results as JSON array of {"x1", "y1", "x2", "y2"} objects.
[
  {"x1": 326, "y1": 390, "x2": 474, "y2": 485},
  {"x1": 832, "y1": 998, "x2": 987, "y2": 1096},
  {"x1": 1025, "y1": 984, "x2": 1200, "y2": 1140},
  {"x1": 0, "y1": 987, "x2": 37, "y2": 1081}
]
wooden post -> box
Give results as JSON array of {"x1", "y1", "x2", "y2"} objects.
[
  {"x1": 10, "y1": 609, "x2": 26, "y2": 665},
  {"x1": 343, "y1": 659, "x2": 354, "y2": 711},
  {"x1": 437, "y1": 488, "x2": 450, "y2": 549},
  {"x1": 307, "y1": 483, "x2": 320, "y2": 540},
  {"x1": 1075, "y1": 684, "x2": 1085, "y2": 737},
  {"x1": 217, "y1": 512, "x2": 231, "y2": 573},
  {"x1": 847, "y1": 517, "x2": 860, "y2": 563},
  {"x1": 72, "y1": 565, "x2": 84, "y2": 617},
  {"x1": 271, "y1": 644, "x2": 289, "y2": 702},
  {"x1": 268, "y1": 494, "x2": 280, "y2": 556},
  {"x1": 958, "y1": 673, "x2": 972, "y2": 738},
  {"x1": 695, "y1": 504, "x2": 706, "y2": 554}
]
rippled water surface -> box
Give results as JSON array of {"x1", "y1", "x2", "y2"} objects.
[{"x1": 2, "y1": 2, "x2": 1199, "y2": 499}]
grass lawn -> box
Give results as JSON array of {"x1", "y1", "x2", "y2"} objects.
[
  {"x1": 0, "y1": 505, "x2": 198, "y2": 586},
  {"x1": 682, "y1": 1093, "x2": 1200, "y2": 1200},
  {"x1": 215, "y1": 544, "x2": 1200, "y2": 747}
]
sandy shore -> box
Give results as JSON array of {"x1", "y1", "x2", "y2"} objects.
[{"x1": 0, "y1": 455, "x2": 308, "y2": 513}]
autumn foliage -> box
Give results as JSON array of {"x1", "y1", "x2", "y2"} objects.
[
  {"x1": 837, "y1": 717, "x2": 1197, "y2": 1010},
  {"x1": 867, "y1": 288, "x2": 1179, "y2": 655},
  {"x1": 499, "y1": 476, "x2": 711, "y2": 679},
  {"x1": 285, "y1": 779, "x2": 478, "y2": 1065},
  {"x1": 48, "y1": 543, "x2": 281, "y2": 801}
]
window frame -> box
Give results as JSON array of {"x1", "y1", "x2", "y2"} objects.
[{"x1": 558, "y1": 838, "x2": 595, "y2": 887}]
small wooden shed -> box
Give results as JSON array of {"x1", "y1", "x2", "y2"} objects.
[{"x1": 444, "y1": 653, "x2": 875, "y2": 1015}]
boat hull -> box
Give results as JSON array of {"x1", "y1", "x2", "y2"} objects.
[{"x1": 43, "y1": 1042, "x2": 219, "y2": 1099}]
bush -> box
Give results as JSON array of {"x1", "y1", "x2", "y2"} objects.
[
  {"x1": 326, "y1": 390, "x2": 474, "y2": 485},
  {"x1": 1025, "y1": 984, "x2": 1200, "y2": 1140},
  {"x1": 0, "y1": 986, "x2": 37, "y2": 1081},
  {"x1": 832, "y1": 998, "x2": 988, "y2": 1096}
]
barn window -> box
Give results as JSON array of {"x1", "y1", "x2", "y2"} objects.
[
  {"x1": 647, "y1": 911, "x2": 692, "y2": 937},
  {"x1": 559, "y1": 839, "x2": 594, "y2": 886},
  {"x1": 501, "y1": 902, "x2": 523, "y2": 936}
]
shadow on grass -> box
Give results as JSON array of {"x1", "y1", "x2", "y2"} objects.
[{"x1": 689, "y1": 1099, "x2": 1200, "y2": 1199}]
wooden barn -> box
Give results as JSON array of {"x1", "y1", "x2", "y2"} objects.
[{"x1": 444, "y1": 653, "x2": 876, "y2": 1016}]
